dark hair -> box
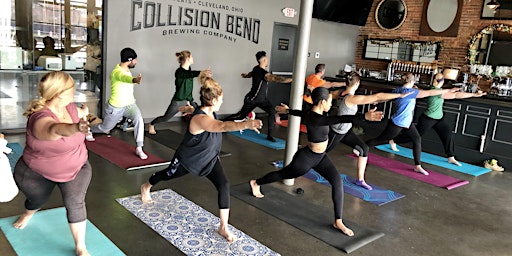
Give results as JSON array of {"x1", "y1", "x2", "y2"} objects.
[
  {"x1": 347, "y1": 71, "x2": 361, "y2": 86},
  {"x1": 176, "y1": 50, "x2": 191, "y2": 65},
  {"x1": 315, "y1": 64, "x2": 326, "y2": 73},
  {"x1": 256, "y1": 51, "x2": 266, "y2": 62},
  {"x1": 120, "y1": 48, "x2": 137, "y2": 62},
  {"x1": 311, "y1": 87, "x2": 330, "y2": 105},
  {"x1": 199, "y1": 73, "x2": 223, "y2": 106}
]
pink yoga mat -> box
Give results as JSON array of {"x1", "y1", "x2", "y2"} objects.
[
  {"x1": 86, "y1": 135, "x2": 170, "y2": 171},
  {"x1": 348, "y1": 152, "x2": 469, "y2": 190}
]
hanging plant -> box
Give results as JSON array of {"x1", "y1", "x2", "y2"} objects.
[
  {"x1": 368, "y1": 37, "x2": 444, "y2": 49},
  {"x1": 467, "y1": 24, "x2": 512, "y2": 64}
]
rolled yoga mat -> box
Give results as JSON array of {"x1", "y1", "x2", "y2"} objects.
[
  {"x1": 0, "y1": 207, "x2": 125, "y2": 256},
  {"x1": 230, "y1": 183, "x2": 384, "y2": 253},
  {"x1": 375, "y1": 144, "x2": 491, "y2": 176},
  {"x1": 116, "y1": 189, "x2": 280, "y2": 256},
  {"x1": 85, "y1": 135, "x2": 170, "y2": 171},
  {"x1": 146, "y1": 129, "x2": 231, "y2": 157},
  {"x1": 349, "y1": 152, "x2": 470, "y2": 190}
]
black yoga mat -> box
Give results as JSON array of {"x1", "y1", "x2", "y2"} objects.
[
  {"x1": 146, "y1": 129, "x2": 231, "y2": 157},
  {"x1": 231, "y1": 183, "x2": 384, "y2": 253}
]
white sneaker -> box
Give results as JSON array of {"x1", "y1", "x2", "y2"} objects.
[
  {"x1": 136, "y1": 148, "x2": 148, "y2": 160},
  {"x1": 85, "y1": 133, "x2": 95, "y2": 141}
]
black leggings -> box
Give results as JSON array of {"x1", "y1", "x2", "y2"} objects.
[
  {"x1": 223, "y1": 97, "x2": 275, "y2": 136},
  {"x1": 256, "y1": 147, "x2": 344, "y2": 219},
  {"x1": 14, "y1": 158, "x2": 92, "y2": 223},
  {"x1": 394, "y1": 114, "x2": 455, "y2": 157},
  {"x1": 148, "y1": 157, "x2": 230, "y2": 209},
  {"x1": 326, "y1": 128, "x2": 369, "y2": 157},
  {"x1": 150, "y1": 100, "x2": 199, "y2": 125},
  {"x1": 366, "y1": 121, "x2": 422, "y2": 165}
]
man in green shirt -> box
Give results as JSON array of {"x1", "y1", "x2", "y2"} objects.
[{"x1": 89, "y1": 48, "x2": 147, "y2": 159}]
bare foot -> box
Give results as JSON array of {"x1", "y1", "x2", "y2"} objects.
[
  {"x1": 13, "y1": 210, "x2": 37, "y2": 229},
  {"x1": 389, "y1": 140, "x2": 399, "y2": 151},
  {"x1": 218, "y1": 227, "x2": 236, "y2": 242},
  {"x1": 414, "y1": 165, "x2": 429, "y2": 175},
  {"x1": 76, "y1": 247, "x2": 90, "y2": 256},
  {"x1": 333, "y1": 220, "x2": 354, "y2": 236},
  {"x1": 448, "y1": 157, "x2": 462, "y2": 167},
  {"x1": 140, "y1": 182, "x2": 153, "y2": 203},
  {"x1": 148, "y1": 124, "x2": 156, "y2": 134},
  {"x1": 250, "y1": 180, "x2": 264, "y2": 198}
]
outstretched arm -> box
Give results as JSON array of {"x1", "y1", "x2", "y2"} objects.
[
  {"x1": 323, "y1": 81, "x2": 346, "y2": 88},
  {"x1": 190, "y1": 114, "x2": 263, "y2": 134},
  {"x1": 265, "y1": 73, "x2": 293, "y2": 83},
  {"x1": 346, "y1": 91, "x2": 413, "y2": 105},
  {"x1": 442, "y1": 90, "x2": 486, "y2": 99},
  {"x1": 417, "y1": 87, "x2": 459, "y2": 98},
  {"x1": 241, "y1": 72, "x2": 253, "y2": 78}
]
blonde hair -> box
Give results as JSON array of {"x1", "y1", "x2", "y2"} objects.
[
  {"x1": 402, "y1": 73, "x2": 415, "y2": 83},
  {"x1": 198, "y1": 73, "x2": 223, "y2": 106},
  {"x1": 24, "y1": 71, "x2": 75, "y2": 116},
  {"x1": 176, "y1": 50, "x2": 191, "y2": 65},
  {"x1": 347, "y1": 71, "x2": 361, "y2": 87}
]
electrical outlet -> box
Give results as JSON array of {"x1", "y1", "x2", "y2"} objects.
[{"x1": 315, "y1": 52, "x2": 320, "y2": 58}]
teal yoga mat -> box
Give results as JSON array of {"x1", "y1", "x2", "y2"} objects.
[
  {"x1": 0, "y1": 207, "x2": 125, "y2": 256},
  {"x1": 227, "y1": 130, "x2": 285, "y2": 150},
  {"x1": 375, "y1": 144, "x2": 491, "y2": 176},
  {"x1": 6, "y1": 143, "x2": 23, "y2": 173}
]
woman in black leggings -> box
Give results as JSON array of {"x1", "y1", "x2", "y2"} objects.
[
  {"x1": 250, "y1": 87, "x2": 384, "y2": 236},
  {"x1": 141, "y1": 74, "x2": 262, "y2": 242}
]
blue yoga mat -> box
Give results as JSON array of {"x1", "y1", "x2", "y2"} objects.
[
  {"x1": 0, "y1": 207, "x2": 125, "y2": 256},
  {"x1": 6, "y1": 143, "x2": 23, "y2": 173},
  {"x1": 117, "y1": 189, "x2": 279, "y2": 256},
  {"x1": 375, "y1": 144, "x2": 491, "y2": 176},
  {"x1": 228, "y1": 130, "x2": 285, "y2": 150},
  {"x1": 272, "y1": 160, "x2": 404, "y2": 206}
]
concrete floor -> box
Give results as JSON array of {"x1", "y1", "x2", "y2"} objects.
[{"x1": 1, "y1": 119, "x2": 511, "y2": 256}]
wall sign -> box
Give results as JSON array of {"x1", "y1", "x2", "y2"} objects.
[
  {"x1": 282, "y1": 7, "x2": 297, "y2": 18},
  {"x1": 278, "y1": 38, "x2": 289, "y2": 50}
]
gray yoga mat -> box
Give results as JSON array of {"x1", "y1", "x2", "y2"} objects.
[
  {"x1": 146, "y1": 129, "x2": 231, "y2": 157},
  {"x1": 231, "y1": 183, "x2": 384, "y2": 253}
]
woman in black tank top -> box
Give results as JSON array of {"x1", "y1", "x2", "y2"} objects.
[
  {"x1": 141, "y1": 74, "x2": 263, "y2": 242},
  {"x1": 250, "y1": 87, "x2": 383, "y2": 237}
]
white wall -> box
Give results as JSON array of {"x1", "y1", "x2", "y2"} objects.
[{"x1": 105, "y1": 0, "x2": 360, "y2": 119}]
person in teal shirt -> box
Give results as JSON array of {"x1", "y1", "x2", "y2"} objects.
[
  {"x1": 89, "y1": 48, "x2": 147, "y2": 160},
  {"x1": 148, "y1": 50, "x2": 211, "y2": 134},
  {"x1": 389, "y1": 73, "x2": 486, "y2": 166}
]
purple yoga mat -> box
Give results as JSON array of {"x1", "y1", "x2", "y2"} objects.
[{"x1": 348, "y1": 152, "x2": 469, "y2": 190}]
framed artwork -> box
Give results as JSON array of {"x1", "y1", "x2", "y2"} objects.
[{"x1": 481, "y1": 0, "x2": 512, "y2": 20}]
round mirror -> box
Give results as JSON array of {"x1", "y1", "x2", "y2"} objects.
[
  {"x1": 426, "y1": 0, "x2": 458, "y2": 33},
  {"x1": 375, "y1": 0, "x2": 407, "y2": 30}
]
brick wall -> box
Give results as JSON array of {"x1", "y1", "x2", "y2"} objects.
[{"x1": 355, "y1": 0, "x2": 512, "y2": 73}]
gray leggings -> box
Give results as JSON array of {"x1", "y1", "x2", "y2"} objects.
[
  {"x1": 14, "y1": 158, "x2": 92, "y2": 223},
  {"x1": 90, "y1": 102, "x2": 144, "y2": 147}
]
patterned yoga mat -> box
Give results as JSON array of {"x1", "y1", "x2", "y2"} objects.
[
  {"x1": 272, "y1": 160, "x2": 404, "y2": 206},
  {"x1": 349, "y1": 152, "x2": 469, "y2": 190},
  {"x1": 375, "y1": 144, "x2": 491, "y2": 176},
  {"x1": 116, "y1": 189, "x2": 280, "y2": 256}
]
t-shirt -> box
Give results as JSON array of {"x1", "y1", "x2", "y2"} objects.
[
  {"x1": 245, "y1": 65, "x2": 269, "y2": 101},
  {"x1": 176, "y1": 108, "x2": 222, "y2": 176},
  {"x1": 109, "y1": 64, "x2": 135, "y2": 107},
  {"x1": 424, "y1": 86, "x2": 444, "y2": 119},
  {"x1": 23, "y1": 103, "x2": 88, "y2": 182},
  {"x1": 303, "y1": 74, "x2": 326, "y2": 104},
  {"x1": 391, "y1": 87, "x2": 420, "y2": 128},
  {"x1": 172, "y1": 66, "x2": 201, "y2": 102}
]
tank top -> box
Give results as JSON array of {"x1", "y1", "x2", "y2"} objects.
[
  {"x1": 23, "y1": 103, "x2": 87, "y2": 182},
  {"x1": 176, "y1": 108, "x2": 222, "y2": 176},
  {"x1": 330, "y1": 95, "x2": 357, "y2": 134},
  {"x1": 424, "y1": 86, "x2": 444, "y2": 120}
]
